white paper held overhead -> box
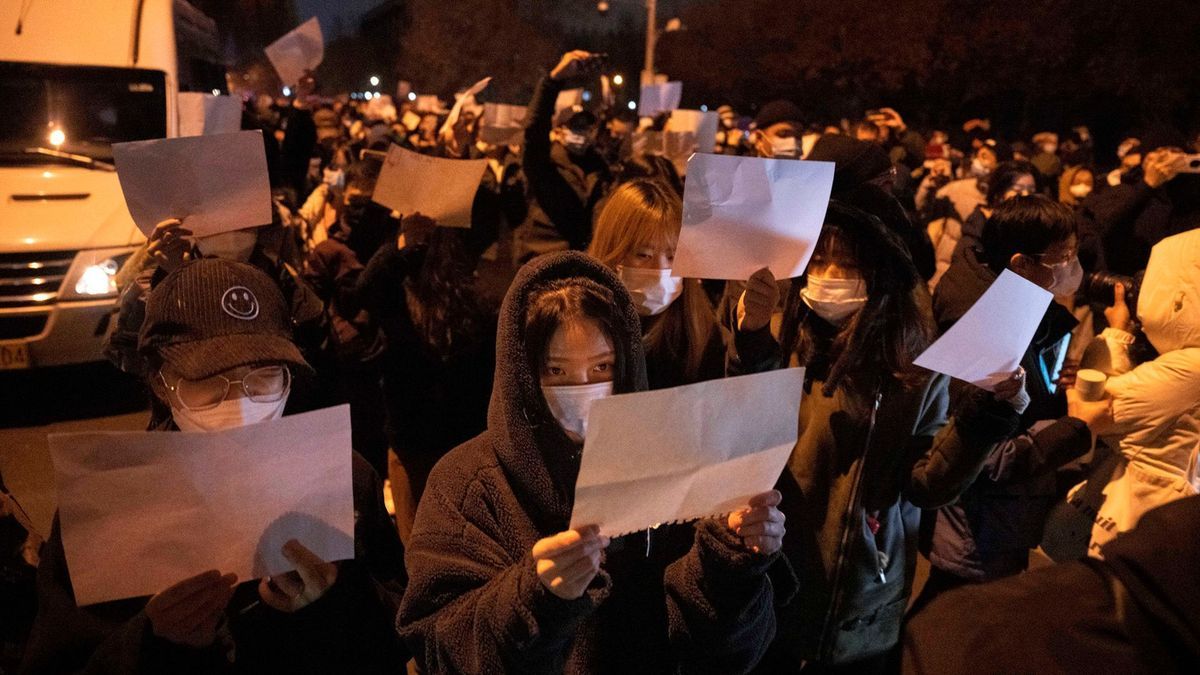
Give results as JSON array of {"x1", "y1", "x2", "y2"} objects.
[
  {"x1": 638, "y1": 81, "x2": 683, "y2": 117},
  {"x1": 671, "y1": 155, "x2": 835, "y2": 280},
  {"x1": 112, "y1": 130, "x2": 272, "y2": 238},
  {"x1": 440, "y1": 77, "x2": 492, "y2": 135},
  {"x1": 50, "y1": 406, "x2": 355, "y2": 606},
  {"x1": 555, "y1": 88, "x2": 583, "y2": 115},
  {"x1": 177, "y1": 93, "x2": 242, "y2": 137},
  {"x1": 570, "y1": 368, "x2": 805, "y2": 537},
  {"x1": 663, "y1": 109, "x2": 720, "y2": 175},
  {"x1": 372, "y1": 144, "x2": 488, "y2": 228},
  {"x1": 913, "y1": 269, "x2": 1053, "y2": 390},
  {"x1": 480, "y1": 102, "x2": 528, "y2": 146},
  {"x1": 264, "y1": 17, "x2": 323, "y2": 86}
]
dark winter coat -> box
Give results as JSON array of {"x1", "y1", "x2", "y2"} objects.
[
  {"x1": 1080, "y1": 173, "x2": 1200, "y2": 275},
  {"x1": 729, "y1": 314, "x2": 1018, "y2": 666},
  {"x1": 903, "y1": 495, "x2": 1200, "y2": 674},
  {"x1": 397, "y1": 251, "x2": 794, "y2": 674},
  {"x1": 514, "y1": 77, "x2": 612, "y2": 262},
  {"x1": 357, "y1": 243, "x2": 496, "y2": 472},
  {"x1": 642, "y1": 314, "x2": 730, "y2": 391},
  {"x1": 19, "y1": 452, "x2": 407, "y2": 674},
  {"x1": 928, "y1": 245, "x2": 1090, "y2": 581}
]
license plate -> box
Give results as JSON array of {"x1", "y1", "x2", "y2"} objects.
[{"x1": 0, "y1": 342, "x2": 31, "y2": 370}]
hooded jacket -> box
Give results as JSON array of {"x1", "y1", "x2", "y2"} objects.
[
  {"x1": 903, "y1": 495, "x2": 1200, "y2": 674},
  {"x1": 927, "y1": 244, "x2": 1091, "y2": 581},
  {"x1": 397, "y1": 251, "x2": 792, "y2": 674},
  {"x1": 1069, "y1": 228, "x2": 1200, "y2": 552}
]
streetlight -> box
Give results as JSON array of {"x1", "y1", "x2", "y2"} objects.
[
  {"x1": 369, "y1": 75, "x2": 380, "y2": 87},
  {"x1": 595, "y1": 1, "x2": 660, "y2": 85},
  {"x1": 612, "y1": 74, "x2": 624, "y2": 86}
]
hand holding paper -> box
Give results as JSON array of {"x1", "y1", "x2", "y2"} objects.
[
  {"x1": 570, "y1": 368, "x2": 804, "y2": 537},
  {"x1": 372, "y1": 144, "x2": 487, "y2": 228},
  {"x1": 671, "y1": 155, "x2": 835, "y2": 280},
  {"x1": 49, "y1": 406, "x2": 354, "y2": 606},
  {"x1": 112, "y1": 130, "x2": 272, "y2": 238},
  {"x1": 913, "y1": 270, "x2": 1053, "y2": 390}
]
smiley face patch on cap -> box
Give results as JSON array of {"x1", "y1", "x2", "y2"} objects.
[{"x1": 221, "y1": 286, "x2": 260, "y2": 320}]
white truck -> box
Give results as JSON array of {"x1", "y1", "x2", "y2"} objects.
[{"x1": 0, "y1": 0, "x2": 223, "y2": 370}]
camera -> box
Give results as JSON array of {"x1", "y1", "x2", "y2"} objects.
[{"x1": 1081, "y1": 270, "x2": 1142, "y2": 313}]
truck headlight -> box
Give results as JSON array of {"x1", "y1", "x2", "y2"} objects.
[
  {"x1": 61, "y1": 248, "x2": 136, "y2": 300},
  {"x1": 74, "y1": 258, "x2": 122, "y2": 295}
]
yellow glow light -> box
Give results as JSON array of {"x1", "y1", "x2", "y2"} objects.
[{"x1": 49, "y1": 129, "x2": 65, "y2": 146}]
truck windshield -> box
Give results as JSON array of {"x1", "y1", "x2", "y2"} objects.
[{"x1": 0, "y1": 61, "x2": 166, "y2": 165}]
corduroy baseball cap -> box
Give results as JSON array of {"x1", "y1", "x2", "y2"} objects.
[{"x1": 138, "y1": 258, "x2": 310, "y2": 380}]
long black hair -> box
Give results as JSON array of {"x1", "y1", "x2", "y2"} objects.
[
  {"x1": 523, "y1": 278, "x2": 639, "y2": 396},
  {"x1": 405, "y1": 227, "x2": 488, "y2": 360},
  {"x1": 779, "y1": 201, "x2": 935, "y2": 399}
]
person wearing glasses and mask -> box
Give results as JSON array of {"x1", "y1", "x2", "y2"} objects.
[
  {"x1": 911, "y1": 196, "x2": 1118, "y2": 612},
  {"x1": 22, "y1": 259, "x2": 407, "y2": 674}
]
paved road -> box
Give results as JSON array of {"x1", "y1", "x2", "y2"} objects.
[{"x1": 0, "y1": 362, "x2": 148, "y2": 538}]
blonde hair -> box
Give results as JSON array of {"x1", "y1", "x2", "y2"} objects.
[{"x1": 589, "y1": 180, "x2": 717, "y2": 382}]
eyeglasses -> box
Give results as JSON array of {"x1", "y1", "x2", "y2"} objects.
[
  {"x1": 158, "y1": 365, "x2": 291, "y2": 411},
  {"x1": 1032, "y1": 247, "x2": 1079, "y2": 267}
]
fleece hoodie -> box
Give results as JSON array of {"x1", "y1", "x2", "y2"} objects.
[{"x1": 397, "y1": 251, "x2": 794, "y2": 674}]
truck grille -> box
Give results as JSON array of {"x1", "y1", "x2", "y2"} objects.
[
  {"x1": 0, "y1": 250, "x2": 76, "y2": 308},
  {"x1": 0, "y1": 314, "x2": 48, "y2": 340}
]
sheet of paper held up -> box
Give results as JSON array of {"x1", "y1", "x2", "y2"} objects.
[
  {"x1": 555, "y1": 88, "x2": 583, "y2": 115},
  {"x1": 480, "y1": 103, "x2": 528, "y2": 145},
  {"x1": 440, "y1": 77, "x2": 491, "y2": 135},
  {"x1": 664, "y1": 109, "x2": 720, "y2": 175},
  {"x1": 177, "y1": 93, "x2": 242, "y2": 137},
  {"x1": 914, "y1": 270, "x2": 1053, "y2": 390},
  {"x1": 112, "y1": 130, "x2": 272, "y2": 238},
  {"x1": 639, "y1": 81, "x2": 683, "y2": 117},
  {"x1": 570, "y1": 368, "x2": 804, "y2": 537},
  {"x1": 265, "y1": 17, "x2": 324, "y2": 86},
  {"x1": 372, "y1": 144, "x2": 488, "y2": 228},
  {"x1": 50, "y1": 405, "x2": 354, "y2": 606},
  {"x1": 671, "y1": 155, "x2": 835, "y2": 280}
]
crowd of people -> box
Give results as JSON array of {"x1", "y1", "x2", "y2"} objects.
[{"x1": 7, "y1": 49, "x2": 1200, "y2": 673}]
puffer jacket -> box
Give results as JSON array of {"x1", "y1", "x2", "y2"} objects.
[
  {"x1": 397, "y1": 251, "x2": 795, "y2": 674},
  {"x1": 1069, "y1": 228, "x2": 1200, "y2": 554},
  {"x1": 729, "y1": 317, "x2": 1018, "y2": 666},
  {"x1": 926, "y1": 244, "x2": 1092, "y2": 581}
]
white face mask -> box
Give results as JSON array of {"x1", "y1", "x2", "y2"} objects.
[
  {"x1": 801, "y1": 275, "x2": 868, "y2": 324},
  {"x1": 1068, "y1": 183, "x2": 1092, "y2": 199},
  {"x1": 969, "y1": 157, "x2": 991, "y2": 177},
  {"x1": 768, "y1": 135, "x2": 798, "y2": 159},
  {"x1": 172, "y1": 393, "x2": 289, "y2": 432},
  {"x1": 617, "y1": 265, "x2": 683, "y2": 316},
  {"x1": 563, "y1": 130, "x2": 592, "y2": 154},
  {"x1": 197, "y1": 230, "x2": 257, "y2": 263},
  {"x1": 541, "y1": 381, "x2": 613, "y2": 440},
  {"x1": 1044, "y1": 256, "x2": 1084, "y2": 297},
  {"x1": 322, "y1": 167, "x2": 345, "y2": 188}
]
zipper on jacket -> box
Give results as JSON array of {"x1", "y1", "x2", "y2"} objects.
[{"x1": 819, "y1": 389, "x2": 883, "y2": 656}]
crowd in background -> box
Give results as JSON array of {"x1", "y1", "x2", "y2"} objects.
[{"x1": 5, "y1": 49, "x2": 1199, "y2": 674}]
